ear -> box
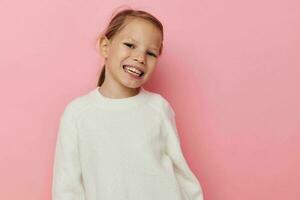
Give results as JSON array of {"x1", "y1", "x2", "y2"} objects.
[{"x1": 99, "y1": 35, "x2": 110, "y2": 59}]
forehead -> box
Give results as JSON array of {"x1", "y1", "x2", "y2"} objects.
[{"x1": 115, "y1": 18, "x2": 162, "y2": 48}]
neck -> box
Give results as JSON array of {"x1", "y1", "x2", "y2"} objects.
[{"x1": 98, "y1": 81, "x2": 140, "y2": 99}]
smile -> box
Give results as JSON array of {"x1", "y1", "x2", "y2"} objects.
[{"x1": 122, "y1": 65, "x2": 144, "y2": 77}]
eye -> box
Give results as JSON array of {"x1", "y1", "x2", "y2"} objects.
[
  {"x1": 123, "y1": 42, "x2": 135, "y2": 49},
  {"x1": 124, "y1": 42, "x2": 157, "y2": 57},
  {"x1": 147, "y1": 51, "x2": 157, "y2": 57}
]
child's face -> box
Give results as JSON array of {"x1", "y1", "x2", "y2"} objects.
[{"x1": 100, "y1": 17, "x2": 162, "y2": 90}]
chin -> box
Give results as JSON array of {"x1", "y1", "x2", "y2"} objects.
[
  {"x1": 124, "y1": 83, "x2": 142, "y2": 89},
  {"x1": 122, "y1": 80, "x2": 144, "y2": 89},
  {"x1": 120, "y1": 77, "x2": 142, "y2": 87}
]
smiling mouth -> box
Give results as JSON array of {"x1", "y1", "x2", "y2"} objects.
[{"x1": 122, "y1": 65, "x2": 145, "y2": 77}]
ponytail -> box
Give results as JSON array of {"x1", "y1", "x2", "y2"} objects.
[{"x1": 97, "y1": 65, "x2": 105, "y2": 87}]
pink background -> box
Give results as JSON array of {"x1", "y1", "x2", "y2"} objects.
[{"x1": 1, "y1": 0, "x2": 299, "y2": 199}]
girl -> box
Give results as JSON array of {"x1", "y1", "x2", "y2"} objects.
[{"x1": 52, "y1": 8, "x2": 204, "y2": 200}]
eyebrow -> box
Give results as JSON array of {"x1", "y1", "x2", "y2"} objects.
[{"x1": 124, "y1": 37, "x2": 159, "y2": 51}]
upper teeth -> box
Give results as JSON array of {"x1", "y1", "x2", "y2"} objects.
[{"x1": 124, "y1": 65, "x2": 143, "y2": 75}]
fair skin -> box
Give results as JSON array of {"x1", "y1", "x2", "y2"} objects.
[{"x1": 99, "y1": 17, "x2": 162, "y2": 99}]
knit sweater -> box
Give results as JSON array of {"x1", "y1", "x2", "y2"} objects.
[{"x1": 52, "y1": 86, "x2": 204, "y2": 200}]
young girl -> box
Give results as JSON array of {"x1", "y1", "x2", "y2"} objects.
[{"x1": 52, "y1": 8, "x2": 204, "y2": 200}]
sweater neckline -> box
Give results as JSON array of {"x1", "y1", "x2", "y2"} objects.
[{"x1": 89, "y1": 86, "x2": 148, "y2": 109}]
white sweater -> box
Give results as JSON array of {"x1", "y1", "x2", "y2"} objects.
[{"x1": 52, "y1": 86, "x2": 204, "y2": 200}]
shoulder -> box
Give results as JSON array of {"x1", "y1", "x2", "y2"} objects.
[
  {"x1": 59, "y1": 89, "x2": 97, "y2": 122},
  {"x1": 144, "y1": 89, "x2": 175, "y2": 119}
]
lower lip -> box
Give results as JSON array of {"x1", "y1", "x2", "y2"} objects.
[{"x1": 123, "y1": 66, "x2": 143, "y2": 80}]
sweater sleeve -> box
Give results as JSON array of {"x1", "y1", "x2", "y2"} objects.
[
  {"x1": 163, "y1": 102, "x2": 204, "y2": 200},
  {"x1": 52, "y1": 104, "x2": 85, "y2": 200}
]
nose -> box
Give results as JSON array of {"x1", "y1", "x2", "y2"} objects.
[{"x1": 133, "y1": 51, "x2": 146, "y2": 65}]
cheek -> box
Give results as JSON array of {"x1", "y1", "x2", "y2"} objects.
[
  {"x1": 107, "y1": 49, "x2": 123, "y2": 66},
  {"x1": 108, "y1": 44, "x2": 126, "y2": 58},
  {"x1": 148, "y1": 58, "x2": 158, "y2": 67},
  {"x1": 146, "y1": 59, "x2": 158, "y2": 73}
]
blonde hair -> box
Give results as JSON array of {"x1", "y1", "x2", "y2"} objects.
[{"x1": 96, "y1": 8, "x2": 164, "y2": 87}]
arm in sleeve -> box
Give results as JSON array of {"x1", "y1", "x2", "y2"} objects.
[
  {"x1": 163, "y1": 102, "x2": 204, "y2": 200},
  {"x1": 52, "y1": 104, "x2": 85, "y2": 200}
]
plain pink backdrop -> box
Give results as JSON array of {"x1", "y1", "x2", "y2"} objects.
[{"x1": 1, "y1": 0, "x2": 299, "y2": 199}]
